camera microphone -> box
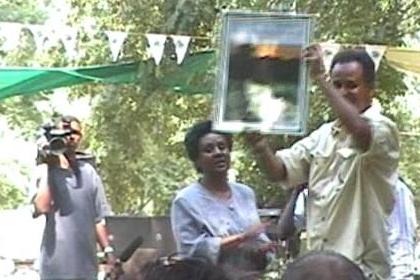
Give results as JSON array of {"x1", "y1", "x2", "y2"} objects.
[{"x1": 119, "y1": 235, "x2": 144, "y2": 262}]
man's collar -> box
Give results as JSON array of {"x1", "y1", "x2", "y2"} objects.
[
  {"x1": 331, "y1": 120, "x2": 342, "y2": 137},
  {"x1": 330, "y1": 104, "x2": 378, "y2": 137}
]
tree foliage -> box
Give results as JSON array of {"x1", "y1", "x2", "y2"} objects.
[
  {"x1": 0, "y1": 0, "x2": 419, "y2": 214},
  {"x1": 0, "y1": 177, "x2": 25, "y2": 209},
  {"x1": 73, "y1": 0, "x2": 420, "y2": 215}
]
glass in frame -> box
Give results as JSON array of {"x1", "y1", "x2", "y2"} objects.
[{"x1": 213, "y1": 11, "x2": 314, "y2": 135}]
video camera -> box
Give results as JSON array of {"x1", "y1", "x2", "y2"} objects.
[{"x1": 36, "y1": 123, "x2": 73, "y2": 163}]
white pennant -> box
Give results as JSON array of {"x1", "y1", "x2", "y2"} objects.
[
  {"x1": 364, "y1": 45, "x2": 386, "y2": 72},
  {"x1": 81, "y1": 17, "x2": 97, "y2": 38},
  {"x1": 0, "y1": 22, "x2": 22, "y2": 52},
  {"x1": 104, "y1": 31, "x2": 127, "y2": 61},
  {"x1": 170, "y1": 35, "x2": 191, "y2": 64},
  {"x1": 43, "y1": 26, "x2": 61, "y2": 50},
  {"x1": 319, "y1": 42, "x2": 341, "y2": 72},
  {"x1": 58, "y1": 25, "x2": 78, "y2": 60},
  {"x1": 145, "y1": 33, "x2": 167, "y2": 65},
  {"x1": 27, "y1": 24, "x2": 49, "y2": 54}
]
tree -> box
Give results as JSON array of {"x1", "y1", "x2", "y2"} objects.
[
  {"x1": 1, "y1": 0, "x2": 418, "y2": 215},
  {"x1": 66, "y1": 0, "x2": 420, "y2": 215},
  {"x1": 0, "y1": 177, "x2": 25, "y2": 209}
]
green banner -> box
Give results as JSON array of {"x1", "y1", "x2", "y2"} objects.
[{"x1": 0, "y1": 51, "x2": 216, "y2": 101}]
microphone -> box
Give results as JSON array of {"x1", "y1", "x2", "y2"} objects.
[{"x1": 119, "y1": 236, "x2": 144, "y2": 262}]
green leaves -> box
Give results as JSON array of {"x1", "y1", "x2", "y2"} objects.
[
  {"x1": 0, "y1": 177, "x2": 25, "y2": 210},
  {"x1": 1, "y1": 0, "x2": 418, "y2": 214}
]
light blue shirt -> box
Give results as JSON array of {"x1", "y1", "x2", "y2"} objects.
[
  {"x1": 171, "y1": 181, "x2": 270, "y2": 263},
  {"x1": 387, "y1": 179, "x2": 417, "y2": 280}
]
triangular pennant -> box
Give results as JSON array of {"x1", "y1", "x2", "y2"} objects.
[
  {"x1": 42, "y1": 25, "x2": 61, "y2": 50},
  {"x1": 275, "y1": 0, "x2": 297, "y2": 13},
  {"x1": 58, "y1": 25, "x2": 78, "y2": 60},
  {"x1": 27, "y1": 24, "x2": 48, "y2": 53},
  {"x1": 170, "y1": 35, "x2": 191, "y2": 64},
  {"x1": 81, "y1": 17, "x2": 97, "y2": 38},
  {"x1": 46, "y1": 0, "x2": 71, "y2": 22},
  {"x1": 104, "y1": 31, "x2": 127, "y2": 61},
  {"x1": 364, "y1": 45, "x2": 386, "y2": 72},
  {"x1": 0, "y1": 22, "x2": 22, "y2": 52},
  {"x1": 145, "y1": 33, "x2": 167, "y2": 65},
  {"x1": 319, "y1": 42, "x2": 341, "y2": 72}
]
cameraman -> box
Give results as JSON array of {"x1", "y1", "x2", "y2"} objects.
[{"x1": 31, "y1": 115, "x2": 114, "y2": 280}]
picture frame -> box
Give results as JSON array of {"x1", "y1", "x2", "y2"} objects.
[{"x1": 213, "y1": 11, "x2": 314, "y2": 135}]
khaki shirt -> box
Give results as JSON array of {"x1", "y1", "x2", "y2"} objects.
[{"x1": 276, "y1": 107, "x2": 399, "y2": 280}]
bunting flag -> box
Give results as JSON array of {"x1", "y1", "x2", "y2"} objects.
[
  {"x1": 0, "y1": 22, "x2": 22, "y2": 52},
  {"x1": 145, "y1": 33, "x2": 167, "y2": 65},
  {"x1": 365, "y1": 45, "x2": 387, "y2": 71},
  {"x1": 105, "y1": 31, "x2": 128, "y2": 61},
  {"x1": 27, "y1": 24, "x2": 49, "y2": 54},
  {"x1": 319, "y1": 42, "x2": 341, "y2": 72},
  {"x1": 81, "y1": 17, "x2": 97, "y2": 38},
  {"x1": 0, "y1": 21, "x2": 412, "y2": 74},
  {"x1": 43, "y1": 26, "x2": 61, "y2": 50},
  {"x1": 46, "y1": 0, "x2": 72, "y2": 22},
  {"x1": 275, "y1": 0, "x2": 297, "y2": 13},
  {"x1": 170, "y1": 35, "x2": 191, "y2": 64},
  {"x1": 58, "y1": 25, "x2": 78, "y2": 60}
]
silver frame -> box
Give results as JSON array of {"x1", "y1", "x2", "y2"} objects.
[{"x1": 213, "y1": 11, "x2": 314, "y2": 135}]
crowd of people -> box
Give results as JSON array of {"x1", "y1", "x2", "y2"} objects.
[{"x1": 29, "y1": 45, "x2": 416, "y2": 280}]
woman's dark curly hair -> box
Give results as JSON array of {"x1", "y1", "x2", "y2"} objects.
[{"x1": 184, "y1": 120, "x2": 233, "y2": 162}]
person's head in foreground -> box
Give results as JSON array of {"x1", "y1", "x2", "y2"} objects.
[
  {"x1": 330, "y1": 49, "x2": 375, "y2": 113},
  {"x1": 184, "y1": 120, "x2": 233, "y2": 176},
  {"x1": 282, "y1": 250, "x2": 367, "y2": 280},
  {"x1": 139, "y1": 256, "x2": 230, "y2": 280}
]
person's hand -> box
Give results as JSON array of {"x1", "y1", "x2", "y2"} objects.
[
  {"x1": 302, "y1": 44, "x2": 326, "y2": 80},
  {"x1": 222, "y1": 222, "x2": 270, "y2": 249},
  {"x1": 103, "y1": 253, "x2": 120, "y2": 280},
  {"x1": 36, "y1": 137, "x2": 60, "y2": 166},
  {"x1": 258, "y1": 242, "x2": 278, "y2": 254},
  {"x1": 102, "y1": 246, "x2": 117, "y2": 272},
  {"x1": 243, "y1": 222, "x2": 271, "y2": 240},
  {"x1": 106, "y1": 252, "x2": 117, "y2": 267},
  {"x1": 245, "y1": 133, "x2": 270, "y2": 154}
]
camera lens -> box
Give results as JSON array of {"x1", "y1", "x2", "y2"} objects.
[{"x1": 49, "y1": 137, "x2": 67, "y2": 155}]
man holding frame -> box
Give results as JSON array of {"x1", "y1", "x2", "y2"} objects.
[{"x1": 247, "y1": 45, "x2": 399, "y2": 280}]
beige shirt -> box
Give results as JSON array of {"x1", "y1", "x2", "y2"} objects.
[{"x1": 276, "y1": 106, "x2": 399, "y2": 280}]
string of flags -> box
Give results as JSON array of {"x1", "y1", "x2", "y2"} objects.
[
  {"x1": 320, "y1": 42, "x2": 386, "y2": 73},
  {"x1": 0, "y1": 21, "x2": 386, "y2": 69},
  {"x1": 0, "y1": 21, "x2": 192, "y2": 64}
]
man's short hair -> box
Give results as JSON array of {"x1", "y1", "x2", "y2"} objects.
[
  {"x1": 330, "y1": 49, "x2": 375, "y2": 89},
  {"x1": 59, "y1": 115, "x2": 81, "y2": 126},
  {"x1": 282, "y1": 250, "x2": 366, "y2": 280},
  {"x1": 184, "y1": 120, "x2": 232, "y2": 163}
]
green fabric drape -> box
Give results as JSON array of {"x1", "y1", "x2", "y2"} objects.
[
  {"x1": 0, "y1": 48, "x2": 418, "y2": 101},
  {"x1": 0, "y1": 51, "x2": 216, "y2": 101},
  {"x1": 0, "y1": 62, "x2": 140, "y2": 100}
]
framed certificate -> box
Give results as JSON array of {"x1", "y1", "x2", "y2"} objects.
[{"x1": 213, "y1": 11, "x2": 314, "y2": 135}]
